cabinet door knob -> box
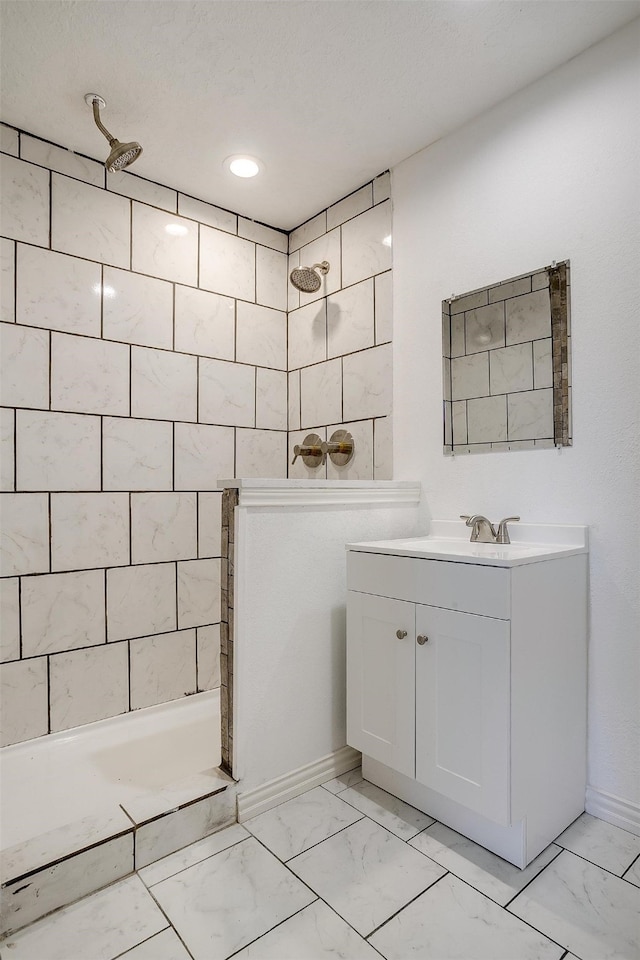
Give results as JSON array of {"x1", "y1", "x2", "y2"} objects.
[
  {"x1": 396, "y1": 629, "x2": 407, "y2": 639},
  {"x1": 417, "y1": 635, "x2": 429, "y2": 645}
]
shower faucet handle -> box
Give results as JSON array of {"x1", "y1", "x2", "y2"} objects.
[
  {"x1": 291, "y1": 433, "x2": 325, "y2": 468},
  {"x1": 321, "y1": 430, "x2": 355, "y2": 467}
]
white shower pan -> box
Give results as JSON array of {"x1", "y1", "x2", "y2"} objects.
[{"x1": 0, "y1": 690, "x2": 235, "y2": 937}]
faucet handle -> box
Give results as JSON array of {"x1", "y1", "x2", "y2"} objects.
[
  {"x1": 291, "y1": 433, "x2": 325, "y2": 468},
  {"x1": 496, "y1": 516, "x2": 520, "y2": 544}
]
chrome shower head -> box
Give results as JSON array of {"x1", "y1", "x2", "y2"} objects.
[
  {"x1": 290, "y1": 261, "x2": 330, "y2": 293},
  {"x1": 105, "y1": 140, "x2": 143, "y2": 172},
  {"x1": 85, "y1": 94, "x2": 142, "y2": 172}
]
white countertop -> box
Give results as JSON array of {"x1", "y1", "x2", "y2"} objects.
[{"x1": 348, "y1": 520, "x2": 588, "y2": 567}]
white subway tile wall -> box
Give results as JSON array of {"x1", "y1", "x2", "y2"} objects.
[
  {"x1": 130, "y1": 630, "x2": 197, "y2": 710},
  {"x1": 287, "y1": 188, "x2": 392, "y2": 481},
  {"x1": 102, "y1": 267, "x2": 174, "y2": 349},
  {"x1": 21, "y1": 135, "x2": 105, "y2": 187},
  {"x1": 0, "y1": 122, "x2": 392, "y2": 743},
  {"x1": 235, "y1": 428, "x2": 287, "y2": 479},
  {"x1": 107, "y1": 170, "x2": 176, "y2": 212},
  {"x1": 17, "y1": 245, "x2": 101, "y2": 336},
  {"x1": 52, "y1": 173, "x2": 130, "y2": 268},
  {"x1": 1, "y1": 237, "x2": 15, "y2": 322},
  {"x1": 0, "y1": 577, "x2": 20, "y2": 661},
  {"x1": 106, "y1": 563, "x2": 177, "y2": 643}
]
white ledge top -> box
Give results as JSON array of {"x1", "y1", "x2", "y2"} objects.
[
  {"x1": 218, "y1": 479, "x2": 422, "y2": 508},
  {"x1": 348, "y1": 520, "x2": 588, "y2": 567}
]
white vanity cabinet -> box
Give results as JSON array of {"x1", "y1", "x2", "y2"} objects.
[{"x1": 346, "y1": 526, "x2": 588, "y2": 868}]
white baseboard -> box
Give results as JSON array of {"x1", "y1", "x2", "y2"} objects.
[
  {"x1": 237, "y1": 746, "x2": 362, "y2": 822},
  {"x1": 585, "y1": 785, "x2": 640, "y2": 836}
]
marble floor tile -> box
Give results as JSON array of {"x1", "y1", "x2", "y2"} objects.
[
  {"x1": 245, "y1": 785, "x2": 363, "y2": 861},
  {"x1": 508, "y1": 849, "x2": 640, "y2": 959},
  {"x1": 118, "y1": 928, "x2": 192, "y2": 960},
  {"x1": 624, "y1": 856, "x2": 640, "y2": 888},
  {"x1": 554, "y1": 812, "x2": 640, "y2": 876},
  {"x1": 151, "y1": 836, "x2": 315, "y2": 960},
  {"x1": 322, "y1": 766, "x2": 364, "y2": 795},
  {"x1": 232, "y1": 899, "x2": 380, "y2": 959},
  {"x1": 338, "y1": 780, "x2": 434, "y2": 840},
  {"x1": 139, "y1": 822, "x2": 250, "y2": 887},
  {"x1": 287, "y1": 817, "x2": 446, "y2": 937},
  {"x1": 0, "y1": 875, "x2": 167, "y2": 960},
  {"x1": 409, "y1": 822, "x2": 561, "y2": 905},
  {"x1": 370, "y1": 873, "x2": 563, "y2": 960}
]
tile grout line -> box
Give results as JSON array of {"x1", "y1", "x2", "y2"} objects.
[
  {"x1": 174, "y1": 561, "x2": 179, "y2": 632},
  {"x1": 0, "y1": 314, "x2": 393, "y2": 371},
  {"x1": 194, "y1": 620, "x2": 199, "y2": 691},
  {"x1": 546, "y1": 843, "x2": 640, "y2": 885},
  {"x1": 1, "y1": 238, "x2": 390, "y2": 305},
  {"x1": 622, "y1": 850, "x2": 640, "y2": 880},
  {"x1": 222, "y1": 898, "x2": 321, "y2": 960},
  {"x1": 126, "y1": 638, "x2": 132, "y2": 712},
  {"x1": 128, "y1": 199, "x2": 133, "y2": 271},
  {"x1": 132, "y1": 884, "x2": 197, "y2": 960},
  {"x1": 172, "y1": 422, "x2": 176, "y2": 491},
  {"x1": 47, "y1": 168, "x2": 52, "y2": 250},
  {"x1": 247, "y1": 830, "x2": 380, "y2": 951},
  {"x1": 45, "y1": 653, "x2": 51, "y2": 733},
  {"x1": 103, "y1": 567, "x2": 108, "y2": 643},
  {"x1": 17, "y1": 575, "x2": 23, "y2": 659},
  {"x1": 1, "y1": 631, "x2": 217, "y2": 668},
  {"x1": 128, "y1": 491, "x2": 132, "y2": 566},
  {"x1": 99, "y1": 262, "x2": 104, "y2": 338},
  {"x1": 109, "y1": 926, "x2": 188, "y2": 960},
  {"x1": 13, "y1": 406, "x2": 18, "y2": 491},
  {"x1": 365, "y1": 870, "x2": 451, "y2": 941},
  {"x1": 47, "y1": 491, "x2": 52, "y2": 572}
]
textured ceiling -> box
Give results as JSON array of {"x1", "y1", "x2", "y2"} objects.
[{"x1": 1, "y1": 1, "x2": 638, "y2": 230}]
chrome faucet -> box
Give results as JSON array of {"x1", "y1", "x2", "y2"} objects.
[
  {"x1": 460, "y1": 515, "x2": 520, "y2": 544},
  {"x1": 461, "y1": 515, "x2": 496, "y2": 543},
  {"x1": 495, "y1": 516, "x2": 520, "y2": 544}
]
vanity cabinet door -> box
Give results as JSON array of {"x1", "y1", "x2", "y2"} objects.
[
  {"x1": 415, "y1": 605, "x2": 511, "y2": 825},
  {"x1": 346, "y1": 592, "x2": 415, "y2": 779}
]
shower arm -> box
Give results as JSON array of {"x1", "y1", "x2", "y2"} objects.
[{"x1": 92, "y1": 99, "x2": 117, "y2": 146}]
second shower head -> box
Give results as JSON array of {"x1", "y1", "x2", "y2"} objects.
[
  {"x1": 290, "y1": 261, "x2": 330, "y2": 293},
  {"x1": 85, "y1": 94, "x2": 142, "y2": 173}
]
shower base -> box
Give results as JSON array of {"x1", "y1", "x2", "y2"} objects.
[{"x1": 0, "y1": 690, "x2": 235, "y2": 936}]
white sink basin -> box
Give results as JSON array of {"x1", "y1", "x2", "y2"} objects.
[{"x1": 348, "y1": 524, "x2": 588, "y2": 567}]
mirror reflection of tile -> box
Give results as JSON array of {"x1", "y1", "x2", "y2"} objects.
[{"x1": 442, "y1": 261, "x2": 571, "y2": 455}]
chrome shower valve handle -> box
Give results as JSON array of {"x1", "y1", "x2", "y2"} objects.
[
  {"x1": 321, "y1": 430, "x2": 354, "y2": 467},
  {"x1": 291, "y1": 433, "x2": 325, "y2": 468}
]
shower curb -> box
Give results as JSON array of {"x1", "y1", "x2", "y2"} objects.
[{"x1": 0, "y1": 767, "x2": 235, "y2": 937}]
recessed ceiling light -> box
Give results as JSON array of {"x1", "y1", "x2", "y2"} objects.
[{"x1": 226, "y1": 155, "x2": 262, "y2": 178}]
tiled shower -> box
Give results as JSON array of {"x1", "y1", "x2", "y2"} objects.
[{"x1": 0, "y1": 123, "x2": 393, "y2": 747}]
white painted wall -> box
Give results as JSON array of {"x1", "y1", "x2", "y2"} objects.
[
  {"x1": 233, "y1": 485, "x2": 421, "y2": 793},
  {"x1": 392, "y1": 20, "x2": 640, "y2": 816}
]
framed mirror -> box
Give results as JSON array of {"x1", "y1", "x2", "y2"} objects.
[{"x1": 443, "y1": 261, "x2": 571, "y2": 455}]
